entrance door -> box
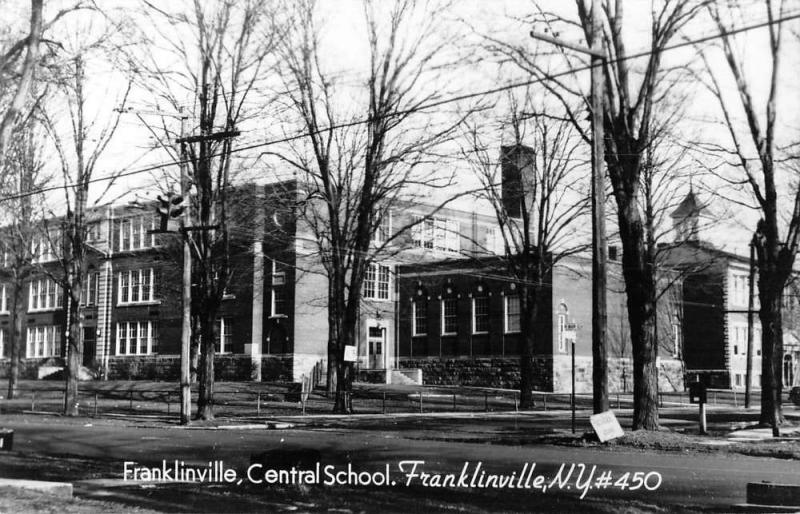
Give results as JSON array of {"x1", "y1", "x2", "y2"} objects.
[
  {"x1": 367, "y1": 326, "x2": 384, "y2": 369},
  {"x1": 83, "y1": 327, "x2": 96, "y2": 367}
]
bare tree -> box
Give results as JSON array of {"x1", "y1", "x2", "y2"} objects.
[
  {"x1": 484, "y1": 0, "x2": 707, "y2": 429},
  {"x1": 697, "y1": 0, "x2": 797, "y2": 430},
  {"x1": 273, "y1": 0, "x2": 473, "y2": 412},
  {"x1": 40, "y1": 49, "x2": 130, "y2": 416},
  {"x1": 0, "y1": 121, "x2": 50, "y2": 399},
  {"x1": 460, "y1": 97, "x2": 589, "y2": 408},
  {"x1": 124, "y1": 0, "x2": 280, "y2": 420}
]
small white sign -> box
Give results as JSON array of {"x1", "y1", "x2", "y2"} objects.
[
  {"x1": 343, "y1": 345, "x2": 357, "y2": 362},
  {"x1": 590, "y1": 410, "x2": 625, "y2": 442}
]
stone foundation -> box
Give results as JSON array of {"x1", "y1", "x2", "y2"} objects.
[{"x1": 105, "y1": 354, "x2": 292, "y2": 382}]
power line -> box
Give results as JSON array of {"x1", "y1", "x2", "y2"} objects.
[{"x1": 2, "y1": 10, "x2": 799, "y2": 204}]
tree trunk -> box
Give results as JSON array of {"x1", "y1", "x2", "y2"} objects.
[
  {"x1": 618, "y1": 212, "x2": 660, "y2": 430},
  {"x1": 196, "y1": 311, "x2": 216, "y2": 420},
  {"x1": 7, "y1": 282, "x2": 24, "y2": 400},
  {"x1": 64, "y1": 274, "x2": 83, "y2": 416},
  {"x1": 758, "y1": 283, "x2": 784, "y2": 427},
  {"x1": 332, "y1": 297, "x2": 357, "y2": 414}
]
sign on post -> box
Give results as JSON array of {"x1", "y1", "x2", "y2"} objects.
[
  {"x1": 590, "y1": 410, "x2": 625, "y2": 442},
  {"x1": 343, "y1": 345, "x2": 357, "y2": 362}
]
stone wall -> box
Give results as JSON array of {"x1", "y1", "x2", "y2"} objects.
[
  {"x1": 399, "y1": 357, "x2": 553, "y2": 390},
  {"x1": 106, "y1": 355, "x2": 292, "y2": 382}
]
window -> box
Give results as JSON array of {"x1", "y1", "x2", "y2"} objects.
[
  {"x1": 28, "y1": 278, "x2": 63, "y2": 311},
  {"x1": 735, "y1": 374, "x2": 742, "y2": 387},
  {"x1": 411, "y1": 216, "x2": 460, "y2": 254},
  {"x1": 80, "y1": 272, "x2": 100, "y2": 306},
  {"x1": 86, "y1": 222, "x2": 102, "y2": 242},
  {"x1": 373, "y1": 211, "x2": 392, "y2": 244},
  {"x1": 363, "y1": 263, "x2": 391, "y2": 301},
  {"x1": 484, "y1": 227, "x2": 504, "y2": 255},
  {"x1": 441, "y1": 298, "x2": 458, "y2": 335},
  {"x1": 215, "y1": 318, "x2": 233, "y2": 354},
  {"x1": 412, "y1": 299, "x2": 427, "y2": 336},
  {"x1": 505, "y1": 295, "x2": 521, "y2": 333},
  {"x1": 115, "y1": 215, "x2": 156, "y2": 252},
  {"x1": 31, "y1": 232, "x2": 59, "y2": 263},
  {"x1": 0, "y1": 329, "x2": 6, "y2": 358},
  {"x1": 734, "y1": 345, "x2": 738, "y2": 355},
  {"x1": 118, "y1": 269, "x2": 155, "y2": 304},
  {"x1": 731, "y1": 274, "x2": 749, "y2": 306},
  {"x1": 472, "y1": 296, "x2": 489, "y2": 333},
  {"x1": 115, "y1": 321, "x2": 158, "y2": 355},
  {"x1": 270, "y1": 260, "x2": 287, "y2": 317},
  {"x1": 0, "y1": 284, "x2": 8, "y2": 313},
  {"x1": 26, "y1": 325, "x2": 61, "y2": 358}
]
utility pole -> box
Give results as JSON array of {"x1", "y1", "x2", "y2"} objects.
[
  {"x1": 178, "y1": 108, "x2": 192, "y2": 425},
  {"x1": 745, "y1": 236, "x2": 756, "y2": 409},
  {"x1": 531, "y1": 0, "x2": 608, "y2": 414}
]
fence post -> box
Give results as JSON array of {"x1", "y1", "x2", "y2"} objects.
[
  {"x1": 129, "y1": 390, "x2": 133, "y2": 410},
  {"x1": 484, "y1": 393, "x2": 488, "y2": 412},
  {"x1": 94, "y1": 393, "x2": 98, "y2": 417},
  {"x1": 733, "y1": 390, "x2": 738, "y2": 407},
  {"x1": 166, "y1": 392, "x2": 170, "y2": 415},
  {"x1": 257, "y1": 392, "x2": 261, "y2": 416},
  {"x1": 382, "y1": 391, "x2": 386, "y2": 414},
  {"x1": 514, "y1": 392, "x2": 518, "y2": 412},
  {"x1": 543, "y1": 393, "x2": 547, "y2": 411},
  {"x1": 31, "y1": 391, "x2": 36, "y2": 411},
  {"x1": 419, "y1": 391, "x2": 423, "y2": 413}
]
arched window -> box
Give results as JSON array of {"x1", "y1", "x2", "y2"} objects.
[{"x1": 441, "y1": 284, "x2": 458, "y2": 336}]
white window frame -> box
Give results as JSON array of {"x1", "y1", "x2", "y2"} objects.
[
  {"x1": 504, "y1": 295, "x2": 521, "y2": 334},
  {"x1": 115, "y1": 321, "x2": 157, "y2": 355},
  {"x1": 26, "y1": 325, "x2": 60, "y2": 358},
  {"x1": 472, "y1": 296, "x2": 489, "y2": 334},
  {"x1": 117, "y1": 215, "x2": 156, "y2": 252},
  {"x1": 363, "y1": 263, "x2": 391, "y2": 301},
  {"x1": 441, "y1": 297, "x2": 458, "y2": 335},
  {"x1": 270, "y1": 260, "x2": 287, "y2": 317},
  {"x1": 373, "y1": 211, "x2": 392, "y2": 244},
  {"x1": 412, "y1": 300, "x2": 427, "y2": 336},
  {"x1": 216, "y1": 317, "x2": 233, "y2": 354},
  {"x1": 117, "y1": 269, "x2": 155, "y2": 305},
  {"x1": 80, "y1": 272, "x2": 100, "y2": 306},
  {"x1": 28, "y1": 278, "x2": 63, "y2": 312},
  {"x1": 0, "y1": 329, "x2": 5, "y2": 358},
  {"x1": 0, "y1": 284, "x2": 8, "y2": 313}
]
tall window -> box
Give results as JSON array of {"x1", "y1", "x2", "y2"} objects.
[
  {"x1": 0, "y1": 283, "x2": 8, "y2": 313},
  {"x1": 0, "y1": 329, "x2": 6, "y2": 358},
  {"x1": 80, "y1": 272, "x2": 100, "y2": 306},
  {"x1": 26, "y1": 325, "x2": 61, "y2": 358},
  {"x1": 118, "y1": 269, "x2": 155, "y2": 304},
  {"x1": 505, "y1": 295, "x2": 521, "y2": 333},
  {"x1": 472, "y1": 296, "x2": 489, "y2": 333},
  {"x1": 215, "y1": 317, "x2": 233, "y2": 354},
  {"x1": 412, "y1": 298, "x2": 427, "y2": 336},
  {"x1": 373, "y1": 211, "x2": 392, "y2": 244},
  {"x1": 271, "y1": 260, "x2": 287, "y2": 317},
  {"x1": 441, "y1": 298, "x2": 458, "y2": 335},
  {"x1": 116, "y1": 215, "x2": 156, "y2": 252},
  {"x1": 731, "y1": 274, "x2": 749, "y2": 306},
  {"x1": 116, "y1": 321, "x2": 158, "y2": 355},
  {"x1": 484, "y1": 227, "x2": 504, "y2": 255},
  {"x1": 363, "y1": 263, "x2": 391, "y2": 300},
  {"x1": 28, "y1": 278, "x2": 63, "y2": 312},
  {"x1": 411, "y1": 216, "x2": 460, "y2": 253}
]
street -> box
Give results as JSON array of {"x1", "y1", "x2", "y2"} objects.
[{"x1": 1, "y1": 413, "x2": 799, "y2": 512}]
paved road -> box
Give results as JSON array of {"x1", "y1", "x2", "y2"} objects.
[{"x1": 2, "y1": 416, "x2": 799, "y2": 512}]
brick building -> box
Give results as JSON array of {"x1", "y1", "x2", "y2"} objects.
[
  {"x1": 662, "y1": 190, "x2": 800, "y2": 390},
  {"x1": 396, "y1": 254, "x2": 685, "y2": 393}
]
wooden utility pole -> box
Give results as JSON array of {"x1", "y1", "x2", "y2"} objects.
[
  {"x1": 530, "y1": 0, "x2": 608, "y2": 414},
  {"x1": 745, "y1": 236, "x2": 756, "y2": 409},
  {"x1": 589, "y1": 0, "x2": 608, "y2": 414},
  {"x1": 178, "y1": 109, "x2": 192, "y2": 425}
]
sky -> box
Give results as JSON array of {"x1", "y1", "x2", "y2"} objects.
[{"x1": 8, "y1": 0, "x2": 800, "y2": 256}]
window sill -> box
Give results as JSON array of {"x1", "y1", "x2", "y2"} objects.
[
  {"x1": 472, "y1": 331, "x2": 488, "y2": 336},
  {"x1": 222, "y1": 294, "x2": 236, "y2": 300},
  {"x1": 116, "y1": 300, "x2": 161, "y2": 307},
  {"x1": 269, "y1": 314, "x2": 288, "y2": 319},
  {"x1": 441, "y1": 332, "x2": 457, "y2": 337},
  {"x1": 412, "y1": 333, "x2": 427, "y2": 338},
  {"x1": 504, "y1": 331, "x2": 520, "y2": 335},
  {"x1": 28, "y1": 307, "x2": 63, "y2": 313}
]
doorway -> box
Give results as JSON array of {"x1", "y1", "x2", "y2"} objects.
[
  {"x1": 83, "y1": 327, "x2": 96, "y2": 367},
  {"x1": 367, "y1": 325, "x2": 385, "y2": 369}
]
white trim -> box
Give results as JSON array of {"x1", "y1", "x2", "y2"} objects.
[
  {"x1": 504, "y1": 295, "x2": 520, "y2": 334},
  {"x1": 472, "y1": 296, "x2": 488, "y2": 334},
  {"x1": 117, "y1": 269, "x2": 155, "y2": 305},
  {"x1": 115, "y1": 321, "x2": 158, "y2": 355},
  {"x1": 441, "y1": 297, "x2": 457, "y2": 335},
  {"x1": 412, "y1": 300, "x2": 427, "y2": 336}
]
